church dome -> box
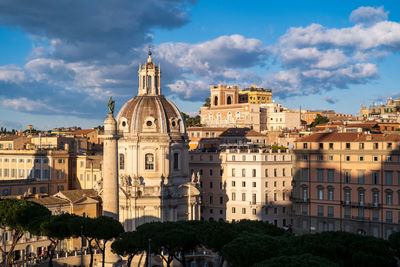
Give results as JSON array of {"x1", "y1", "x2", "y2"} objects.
[
  {"x1": 116, "y1": 95, "x2": 185, "y2": 135},
  {"x1": 116, "y1": 51, "x2": 186, "y2": 135}
]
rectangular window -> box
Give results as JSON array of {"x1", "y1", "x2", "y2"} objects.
[
  {"x1": 346, "y1": 143, "x2": 350, "y2": 149},
  {"x1": 232, "y1": 168, "x2": 235, "y2": 177},
  {"x1": 358, "y1": 208, "x2": 364, "y2": 219},
  {"x1": 317, "y1": 155, "x2": 323, "y2": 161},
  {"x1": 232, "y1": 181, "x2": 236, "y2": 187},
  {"x1": 219, "y1": 196, "x2": 223, "y2": 204},
  {"x1": 265, "y1": 193, "x2": 268, "y2": 204},
  {"x1": 232, "y1": 207, "x2": 236, "y2": 213},
  {"x1": 317, "y1": 169, "x2": 324, "y2": 182},
  {"x1": 252, "y1": 194, "x2": 256, "y2": 204},
  {"x1": 242, "y1": 181, "x2": 246, "y2": 187},
  {"x1": 328, "y1": 206, "x2": 334, "y2": 217},
  {"x1": 209, "y1": 196, "x2": 213, "y2": 204},
  {"x1": 328, "y1": 169, "x2": 334, "y2": 183},
  {"x1": 209, "y1": 182, "x2": 213, "y2": 189},
  {"x1": 386, "y1": 171, "x2": 393, "y2": 185},
  {"x1": 242, "y1": 169, "x2": 246, "y2": 177},
  {"x1": 344, "y1": 207, "x2": 351, "y2": 218},
  {"x1": 252, "y1": 182, "x2": 256, "y2": 187},
  {"x1": 318, "y1": 205, "x2": 324, "y2": 216},
  {"x1": 282, "y1": 168, "x2": 286, "y2": 176},
  {"x1": 242, "y1": 193, "x2": 246, "y2": 201},
  {"x1": 358, "y1": 171, "x2": 365, "y2": 184},
  {"x1": 373, "y1": 156, "x2": 378, "y2": 162},
  {"x1": 386, "y1": 192, "x2": 393, "y2": 205},
  {"x1": 329, "y1": 143, "x2": 333, "y2": 149},
  {"x1": 274, "y1": 168, "x2": 277, "y2": 177},
  {"x1": 274, "y1": 192, "x2": 277, "y2": 201},
  {"x1": 231, "y1": 192, "x2": 236, "y2": 201},
  {"x1": 372, "y1": 171, "x2": 379, "y2": 185},
  {"x1": 265, "y1": 169, "x2": 268, "y2": 177},
  {"x1": 301, "y1": 168, "x2": 308, "y2": 182},
  {"x1": 252, "y1": 169, "x2": 256, "y2": 177},
  {"x1": 387, "y1": 211, "x2": 393, "y2": 223},
  {"x1": 242, "y1": 208, "x2": 246, "y2": 214},
  {"x1": 209, "y1": 169, "x2": 213, "y2": 176},
  {"x1": 373, "y1": 210, "x2": 379, "y2": 221},
  {"x1": 344, "y1": 171, "x2": 350, "y2": 183},
  {"x1": 302, "y1": 205, "x2": 307, "y2": 215}
]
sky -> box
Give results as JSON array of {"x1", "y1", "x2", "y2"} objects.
[{"x1": 0, "y1": 0, "x2": 399, "y2": 130}]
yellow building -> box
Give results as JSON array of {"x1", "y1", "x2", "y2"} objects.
[
  {"x1": 74, "y1": 154, "x2": 102, "y2": 190},
  {"x1": 239, "y1": 84, "x2": 272, "y2": 104}
]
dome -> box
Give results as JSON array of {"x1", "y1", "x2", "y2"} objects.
[{"x1": 116, "y1": 95, "x2": 186, "y2": 135}]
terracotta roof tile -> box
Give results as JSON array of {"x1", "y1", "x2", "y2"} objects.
[{"x1": 298, "y1": 132, "x2": 400, "y2": 142}]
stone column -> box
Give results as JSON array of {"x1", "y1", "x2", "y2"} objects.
[{"x1": 100, "y1": 113, "x2": 121, "y2": 266}]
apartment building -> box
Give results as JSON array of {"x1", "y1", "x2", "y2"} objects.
[
  {"x1": 0, "y1": 149, "x2": 71, "y2": 196},
  {"x1": 189, "y1": 147, "x2": 293, "y2": 227},
  {"x1": 292, "y1": 132, "x2": 400, "y2": 239}
]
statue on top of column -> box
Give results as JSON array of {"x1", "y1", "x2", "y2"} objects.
[{"x1": 107, "y1": 96, "x2": 115, "y2": 115}]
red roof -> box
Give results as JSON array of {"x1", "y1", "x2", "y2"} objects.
[{"x1": 298, "y1": 132, "x2": 400, "y2": 142}]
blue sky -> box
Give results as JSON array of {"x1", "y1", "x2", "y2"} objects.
[{"x1": 0, "y1": 0, "x2": 399, "y2": 130}]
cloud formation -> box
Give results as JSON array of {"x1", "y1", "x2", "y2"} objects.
[
  {"x1": 0, "y1": 4, "x2": 399, "y2": 119},
  {"x1": 350, "y1": 6, "x2": 388, "y2": 25}
]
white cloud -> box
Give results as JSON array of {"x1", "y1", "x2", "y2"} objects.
[
  {"x1": 350, "y1": 6, "x2": 388, "y2": 25},
  {"x1": 0, "y1": 97, "x2": 60, "y2": 113}
]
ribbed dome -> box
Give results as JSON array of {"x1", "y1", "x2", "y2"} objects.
[{"x1": 116, "y1": 95, "x2": 186, "y2": 135}]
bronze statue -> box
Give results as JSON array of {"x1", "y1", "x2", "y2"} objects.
[{"x1": 107, "y1": 96, "x2": 115, "y2": 114}]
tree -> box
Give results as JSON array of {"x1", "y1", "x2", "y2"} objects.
[
  {"x1": 136, "y1": 221, "x2": 200, "y2": 267},
  {"x1": 203, "y1": 97, "x2": 210, "y2": 107},
  {"x1": 181, "y1": 112, "x2": 202, "y2": 128},
  {"x1": 111, "y1": 231, "x2": 144, "y2": 267},
  {"x1": 252, "y1": 253, "x2": 338, "y2": 267},
  {"x1": 92, "y1": 216, "x2": 124, "y2": 267},
  {"x1": 0, "y1": 199, "x2": 50, "y2": 267},
  {"x1": 287, "y1": 231, "x2": 395, "y2": 267},
  {"x1": 221, "y1": 234, "x2": 283, "y2": 267},
  {"x1": 38, "y1": 214, "x2": 75, "y2": 267},
  {"x1": 310, "y1": 114, "x2": 329, "y2": 127},
  {"x1": 389, "y1": 232, "x2": 400, "y2": 258}
]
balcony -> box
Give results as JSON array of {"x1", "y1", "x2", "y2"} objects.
[
  {"x1": 340, "y1": 201, "x2": 381, "y2": 209},
  {"x1": 352, "y1": 216, "x2": 370, "y2": 221}
]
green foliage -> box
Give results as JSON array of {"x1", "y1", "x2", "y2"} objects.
[
  {"x1": 136, "y1": 221, "x2": 200, "y2": 267},
  {"x1": 111, "y1": 231, "x2": 144, "y2": 267},
  {"x1": 203, "y1": 97, "x2": 210, "y2": 107},
  {"x1": 253, "y1": 253, "x2": 338, "y2": 267},
  {"x1": 0, "y1": 199, "x2": 50, "y2": 266},
  {"x1": 0, "y1": 199, "x2": 50, "y2": 233},
  {"x1": 232, "y1": 219, "x2": 286, "y2": 236},
  {"x1": 310, "y1": 114, "x2": 329, "y2": 127},
  {"x1": 389, "y1": 232, "x2": 400, "y2": 258},
  {"x1": 270, "y1": 145, "x2": 286, "y2": 152},
  {"x1": 221, "y1": 234, "x2": 283, "y2": 267},
  {"x1": 181, "y1": 112, "x2": 202, "y2": 127},
  {"x1": 92, "y1": 216, "x2": 124, "y2": 267},
  {"x1": 287, "y1": 231, "x2": 395, "y2": 267}
]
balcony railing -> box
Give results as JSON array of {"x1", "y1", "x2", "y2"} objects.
[{"x1": 340, "y1": 201, "x2": 381, "y2": 208}]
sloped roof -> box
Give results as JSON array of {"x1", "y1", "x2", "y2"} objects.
[
  {"x1": 56, "y1": 189, "x2": 99, "y2": 203},
  {"x1": 298, "y1": 132, "x2": 400, "y2": 142}
]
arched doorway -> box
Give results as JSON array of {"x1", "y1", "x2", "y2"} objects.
[
  {"x1": 227, "y1": 96, "x2": 232, "y2": 104},
  {"x1": 214, "y1": 96, "x2": 218, "y2": 106}
]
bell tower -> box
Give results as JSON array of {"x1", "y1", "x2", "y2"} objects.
[{"x1": 138, "y1": 49, "x2": 161, "y2": 95}]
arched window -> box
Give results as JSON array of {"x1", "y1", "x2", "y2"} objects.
[
  {"x1": 142, "y1": 75, "x2": 145, "y2": 89},
  {"x1": 227, "y1": 96, "x2": 232, "y2": 104},
  {"x1": 317, "y1": 186, "x2": 324, "y2": 200},
  {"x1": 173, "y1": 152, "x2": 179, "y2": 170},
  {"x1": 214, "y1": 96, "x2": 218, "y2": 106},
  {"x1": 145, "y1": 153, "x2": 154, "y2": 170},
  {"x1": 119, "y1": 154, "x2": 125, "y2": 170}
]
